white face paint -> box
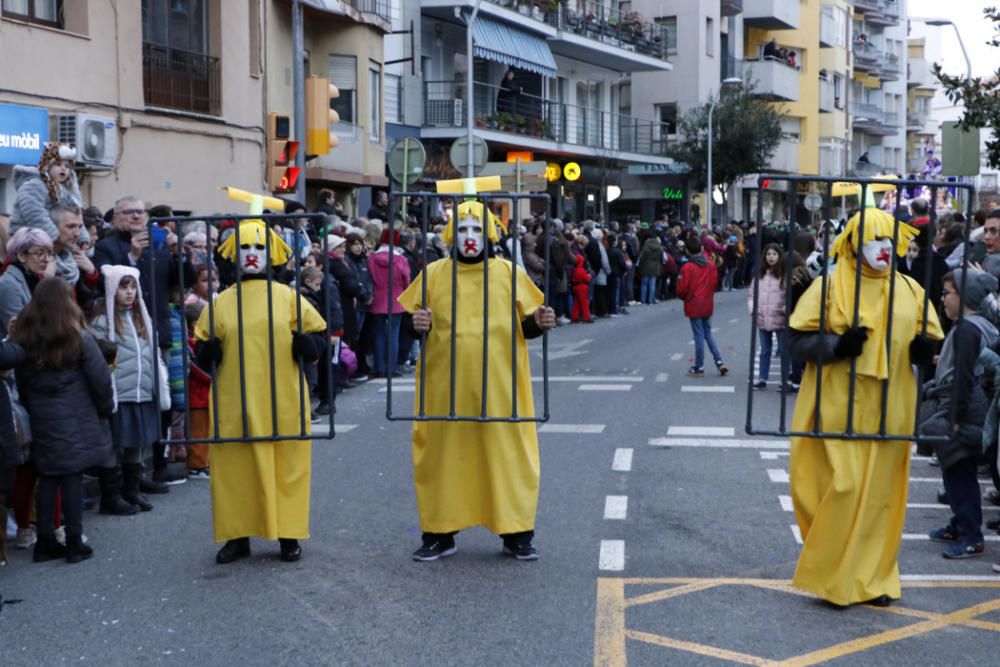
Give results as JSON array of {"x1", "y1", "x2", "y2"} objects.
[
  {"x1": 238, "y1": 243, "x2": 268, "y2": 274},
  {"x1": 455, "y1": 215, "x2": 485, "y2": 258},
  {"x1": 861, "y1": 237, "x2": 893, "y2": 272}
]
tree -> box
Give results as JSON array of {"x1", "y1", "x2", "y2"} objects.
[
  {"x1": 667, "y1": 79, "x2": 783, "y2": 214},
  {"x1": 934, "y1": 6, "x2": 1000, "y2": 169}
]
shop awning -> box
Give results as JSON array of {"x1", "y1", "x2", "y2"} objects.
[{"x1": 471, "y1": 17, "x2": 557, "y2": 78}]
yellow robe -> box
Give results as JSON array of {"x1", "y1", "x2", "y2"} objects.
[
  {"x1": 194, "y1": 280, "x2": 326, "y2": 542},
  {"x1": 789, "y1": 272, "x2": 942, "y2": 605},
  {"x1": 397, "y1": 258, "x2": 544, "y2": 534}
]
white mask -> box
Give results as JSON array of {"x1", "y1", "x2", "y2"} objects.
[
  {"x1": 455, "y1": 216, "x2": 485, "y2": 258},
  {"x1": 861, "y1": 237, "x2": 893, "y2": 272},
  {"x1": 238, "y1": 243, "x2": 267, "y2": 274}
]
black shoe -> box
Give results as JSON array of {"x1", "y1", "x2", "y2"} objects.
[
  {"x1": 216, "y1": 538, "x2": 251, "y2": 564},
  {"x1": 412, "y1": 539, "x2": 457, "y2": 562},
  {"x1": 140, "y1": 477, "x2": 170, "y2": 495},
  {"x1": 863, "y1": 595, "x2": 894, "y2": 607},
  {"x1": 937, "y1": 489, "x2": 950, "y2": 505},
  {"x1": 279, "y1": 538, "x2": 302, "y2": 562},
  {"x1": 65, "y1": 536, "x2": 93, "y2": 564},
  {"x1": 33, "y1": 535, "x2": 67, "y2": 563},
  {"x1": 314, "y1": 403, "x2": 332, "y2": 417},
  {"x1": 122, "y1": 463, "x2": 154, "y2": 511},
  {"x1": 502, "y1": 540, "x2": 539, "y2": 561},
  {"x1": 753, "y1": 380, "x2": 767, "y2": 390},
  {"x1": 153, "y1": 469, "x2": 187, "y2": 486},
  {"x1": 97, "y1": 468, "x2": 139, "y2": 516}
]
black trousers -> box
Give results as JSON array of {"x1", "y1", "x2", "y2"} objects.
[
  {"x1": 37, "y1": 473, "x2": 83, "y2": 539},
  {"x1": 942, "y1": 456, "x2": 983, "y2": 544}
]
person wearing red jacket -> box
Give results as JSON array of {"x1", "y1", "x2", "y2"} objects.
[
  {"x1": 570, "y1": 254, "x2": 592, "y2": 323},
  {"x1": 677, "y1": 236, "x2": 728, "y2": 377}
]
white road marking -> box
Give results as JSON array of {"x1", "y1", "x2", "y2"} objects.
[
  {"x1": 779, "y1": 495, "x2": 794, "y2": 512},
  {"x1": 901, "y1": 574, "x2": 1000, "y2": 582},
  {"x1": 579, "y1": 384, "x2": 633, "y2": 391},
  {"x1": 378, "y1": 386, "x2": 415, "y2": 393},
  {"x1": 790, "y1": 525, "x2": 803, "y2": 545},
  {"x1": 612, "y1": 448, "x2": 633, "y2": 471},
  {"x1": 539, "y1": 424, "x2": 605, "y2": 434},
  {"x1": 681, "y1": 386, "x2": 735, "y2": 393},
  {"x1": 655, "y1": 372, "x2": 669, "y2": 383},
  {"x1": 542, "y1": 375, "x2": 644, "y2": 382},
  {"x1": 604, "y1": 496, "x2": 628, "y2": 520},
  {"x1": 903, "y1": 534, "x2": 1000, "y2": 542},
  {"x1": 599, "y1": 540, "x2": 625, "y2": 571},
  {"x1": 759, "y1": 451, "x2": 790, "y2": 459},
  {"x1": 649, "y1": 437, "x2": 789, "y2": 449},
  {"x1": 910, "y1": 477, "x2": 991, "y2": 485},
  {"x1": 310, "y1": 424, "x2": 358, "y2": 438},
  {"x1": 665, "y1": 426, "x2": 736, "y2": 437},
  {"x1": 905, "y1": 503, "x2": 951, "y2": 510},
  {"x1": 670, "y1": 353, "x2": 683, "y2": 361},
  {"x1": 729, "y1": 318, "x2": 740, "y2": 324},
  {"x1": 767, "y1": 468, "x2": 790, "y2": 483}
]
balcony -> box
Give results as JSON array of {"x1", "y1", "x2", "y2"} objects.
[
  {"x1": 819, "y1": 140, "x2": 846, "y2": 176},
  {"x1": 721, "y1": 0, "x2": 743, "y2": 16},
  {"x1": 743, "y1": 0, "x2": 799, "y2": 30},
  {"x1": 851, "y1": 102, "x2": 899, "y2": 136},
  {"x1": 349, "y1": 0, "x2": 391, "y2": 22},
  {"x1": 852, "y1": 0, "x2": 881, "y2": 13},
  {"x1": 746, "y1": 58, "x2": 800, "y2": 102},
  {"x1": 819, "y1": 8, "x2": 839, "y2": 48},
  {"x1": 142, "y1": 42, "x2": 221, "y2": 116},
  {"x1": 422, "y1": 80, "x2": 672, "y2": 157},
  {"x1": 721, "y1": 55, "x2": 744, "y2": 81},
  {"x1": 819, "y1": 76, "x2": 835, "y2": 113},
  {"x1": 880, "y1": 53, "x2": 902, "y2": 81},
  {"x1": 864, "y1": 0, "x2": 901, "y2": 27},
  {"x1": 908, "y1": 57, "x2": 935, "y2": 89},
  {"x1": 852, "y1": 39, "x2": 885, "y2": 74},
  {"x1": 769, "y1": 139, "x2": 799, "y2": 173}
]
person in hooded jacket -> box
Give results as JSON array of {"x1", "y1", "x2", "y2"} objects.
[
  {"x1": 12, "y1": 278, "x2": 114, "y2": 564},
  {"x1": 367, "y1": 229, "x2": 411, "y2": 378},
  {"x1": 638, "y1": 235, "x2": 663, "y2": 304},
  {"x1": 677, "y1": 237, "x2": 729, "y2": 377},
  {"x1": 344, "y1": 232, "x2": 374, "y2": 379},
  {"x1": 8, "y1": 143, "x2": 83, "y2": 243},
  {"x1": 570, "y1": 254, "x2": 592, "y2": 323}
]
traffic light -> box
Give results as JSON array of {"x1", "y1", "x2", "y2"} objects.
[
  {"x1": 305, "y1": 75, "x2": 340, "y2": 157},
  {"x1": 266, "y1": 112, "x2": 300, "y2": 193}
]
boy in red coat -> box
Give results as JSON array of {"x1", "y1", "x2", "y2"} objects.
[
  {"x1": 570, "y1": 255, "x2": 592, "y2": 323},
  {"x1": 676, "y1": 237, "x2": 729, "y2": 377}
]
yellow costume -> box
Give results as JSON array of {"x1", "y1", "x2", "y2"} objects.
[
  {"x1": 396, "y1": 203, "x2": 545, "y2": 535},
  {"x1": 789, "y1": 207, "x2": 943, "y2": 605},
  {"x1": 194, "y1": 221, "x2": 326, "y2": 542}
]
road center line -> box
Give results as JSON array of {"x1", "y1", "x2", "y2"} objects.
[
  {"x1": 760, "y1": 451, "x2": 790, "y2": 459},
  {"x1": 599, "y1": 540, "x2": 625, "y2": 571},
  {"x1": 665, "y1": 426, "x2": 736, "y2": 437},
  {"x1": 767, "y1": 468, "x2": 790, "y2": 483},
  {"x1": 779, "y1": 495, "x2": 794, "y2": 512},
  {"x1": 670, "y1": 353, "x2": 683, "y2": 361},
  {"x1": 604, "y1": 496, "x2": 628, "y2": 520},
  {"x1": 539, "y1": 424, "x2": 605, "y2": 434},
  {"x1": 680, "y1": 386, "x2": 736, "y2": 393},
  {"x1": 579, "y1": 384, "x2": 633, "y2": 391},
  {"x1": 655, "y1": 372, "x2": 669, "y2": 383},
  {"x1": 790, "y1": 525, "x2": 803, "y2": 545},
  {"x1": 903, "y1": 534, "x2": 1000, "y2": 542},
  {"x1": 612, "y1": 448, "x2": 633, "y2": 471}
]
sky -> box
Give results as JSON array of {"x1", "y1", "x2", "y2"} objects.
[{"x1": 907, "y1": 0, "x2": 998, "y2": 78}]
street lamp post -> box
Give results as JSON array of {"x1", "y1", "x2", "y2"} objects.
[
  {"x1": 706, "y1": 77, "x2": 743, "y2": 231},
  {"x1": 466, "y1": 0, "x2": 484, "y2": 178}
]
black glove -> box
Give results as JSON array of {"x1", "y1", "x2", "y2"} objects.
[
  {"x1": 834, "y1": 326, "x2": 868, "y2": 359},
  {"x1": 909, "y1": 334, "x2": 937, "y2": 366},
  {"x1": 291, "y1": 331, "x2": 314, "y2": 363},
  {"x1": 195, "y1": 338, "x2": 223, "y2": 369}
]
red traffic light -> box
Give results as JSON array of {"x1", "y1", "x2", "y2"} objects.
[
  {"x1": 279, "y1": 166, "x2": 300, "y2": 192},
  {"x1": 762, "y1": 178, "x2": 772, "y2": 189}
]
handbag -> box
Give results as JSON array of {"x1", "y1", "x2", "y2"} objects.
[{"x1": 4, "y1": 374, "x2": 31, "y2": 464}]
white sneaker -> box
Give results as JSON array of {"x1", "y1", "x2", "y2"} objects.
[
  {"x1": 53, "y1": 526, "x2": 88, "y2": 546},
  {"x1": 557, "y1": 316, "x2": 571, "y2": 325},
  {"x1": 15, "y1": 526, "x2": 37, "y2": 549}
]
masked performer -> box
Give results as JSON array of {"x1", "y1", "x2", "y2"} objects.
[
  {"x1": 397, "y1": 202, "x2": 556, "y2": 562},
  {"x1": 194, "y1": 220, "x2": 326, "y2": 564},
  {"x1": 788, "y1": 199, "x2": 943, "y2": 607}
]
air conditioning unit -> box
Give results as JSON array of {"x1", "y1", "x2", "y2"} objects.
[{"x1": 56, "y1": 113, "x2": 118, "y2": 169}]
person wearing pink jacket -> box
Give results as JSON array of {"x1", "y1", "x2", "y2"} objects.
[
  {"x1": 367, "y1": 228, "x2": 411, "y2": 377},
  {"x1": 748, "y1": 243, "x2": 788, "y2": 390}
]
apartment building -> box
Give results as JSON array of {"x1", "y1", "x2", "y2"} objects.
[
  {"x1": 0, "y1": 1, "x2": 264, "y2": 215},
  {"x1": 399, "y1": 0, "x2": 674, "y2": 222},
  {"x1": 904, "y1": 36, "x2": 937, "y2": 177}
]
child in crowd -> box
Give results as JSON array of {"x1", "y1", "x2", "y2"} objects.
[
  {"x1": 90, "y1": 266, "x2": 162, "y2": 513},
  {"x1": 570, "y1": 254, "x2": 592, "y2": 324},
  {"x1": 184, "y1": 303, "x2": 212, "y2": 480},
  {"x1": 678, "y1": 237, "x2": 728, "y2": 377},
  {"x1": 749, "y1": 243, "x2": 788, "y2": 390}
]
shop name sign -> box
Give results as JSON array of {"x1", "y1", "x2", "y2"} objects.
[
  {"x1": 662, "y1": 187, "x2": 683, "y2": 200},
  {"x1": 0, "y1": 103, "x2": 48, "y2": 165}
]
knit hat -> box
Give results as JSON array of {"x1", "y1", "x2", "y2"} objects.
[
  {"x1": 100, "y1": 265, "x2": 154, "y2": 344},
  {"x1": 327, "y1": 234, "x2": 346, "y2": 252},
  {"x1": 951, "y1": 269, "x2": 998, "y2": 315}
]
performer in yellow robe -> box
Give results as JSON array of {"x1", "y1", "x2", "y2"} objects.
[
  {"x1": 397, "y1": 202, "x2": 556, "y2": 561},
  {"x1": 788, "y1": 203, "x2": 943, "y2": 607},
  {"x1": 194, "y1": 220, "x2": 326, "y2": 565}
]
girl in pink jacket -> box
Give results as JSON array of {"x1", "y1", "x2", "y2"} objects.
[{"x1": 748, "y1": 243, "x2": 787, "y2": 390}]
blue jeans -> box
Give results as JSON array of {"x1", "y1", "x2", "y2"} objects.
[
  {"x1": 757, "y1": 329, "x2": 786, "y2": 381},
  {"x1": 942, "y1": 456, "x2": 984, "y2": 545},
  {"x1": 641, "y1": 276, "x2": 656, "y2": 303},
  {"x1": 372, "y1": 313, "x2": 402, "y2": 376},
  {"x1": 689, "y1": 317, "x2": 723, "y2": 369}
]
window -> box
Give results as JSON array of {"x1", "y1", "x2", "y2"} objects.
[
  {"x1": 329, "y1": 55, "x2": 357, "y2": 125},
  {"x1": 249, "y1": 0, "x2": 261, "y2": 77},
  {"x1": 369, "y1": 62, "x2": 381, "y2": 142},
  {"x1": 385, "y1": 73, "x2": 402, "y2": 124},
  {"x1": 141, "y1": 0, "x2": 219, "y2": 114},
  {"x1": 2, "y1": 0, "x2": 60, "y2": 27},
  {"x1": 833, "y1": 73, "x2": 844, "y2": 109},
  {"x1": 655, "y1": 17, "x2": 677, "y2": 53},
  {"x1": 656, "y1": 103, "x2": 677, "y2": 134},
  {"x1": 705, "y1": 17, "x2": 714, "y2": 57}
]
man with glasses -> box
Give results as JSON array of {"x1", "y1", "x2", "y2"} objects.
[{"x1": 979, "y1": 210, "x2": 1000, "y2": 280}]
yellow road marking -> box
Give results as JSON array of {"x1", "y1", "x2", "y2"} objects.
[
  {"x1": 624, "y1": 629, "x2": 776, "y2": 666},
  {"x1": 624, "y1": 580, "x2": 721, "y2": 608},
  {"x1": 594, "y1": 578, "x2": 626, "y2": 667}
]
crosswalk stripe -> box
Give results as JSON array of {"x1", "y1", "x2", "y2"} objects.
[
  {"x1": 681, "y1": 386, "x2": 735, "y2": 393},
  {"x1": 655, "y1": 372, "x2": 669, "y2": 383},
  {"x1": 612, "y1": 448, "x2": 633, "y2": 471},
  {"x1": 767, "y1": 469, "x2": 790, "y2": 483},
  {"x1": 779, "y1": 495, "x2": 794, "y2": 512},
  {"x1": 579, "y1": 384, "x2": 633, "y2": 391},
  {"x1": 539, "y1": 424, "x2": 605, "y2": 434},
  {"x1": 670, "y1": 353, "x2": 683, "y2": 361},
  {"x1": 666, "y1": 426, "x2": 736, "y2": 437},
  {"x1": 790, "y1": 525, "x2": 803, "y2": 545},
  {"x1": 599, "y1": 540, "x2": 625, "y2": 571},
  {"x1": 759, "y1": 451, "x2": 790, "y2": 459},
  {"x1": 903, "y1": 534, "x2": 1000, "y2": 542},
  {"x1": 604, "y1": 496, "x2": 628, "y2": 520},
  {"x1": 650, "y1": 438, "x2": 789, "y2": 450}
]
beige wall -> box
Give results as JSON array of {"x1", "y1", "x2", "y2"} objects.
[{"x1": 0, "y1": 1, "x2": 265, "y2": 214}]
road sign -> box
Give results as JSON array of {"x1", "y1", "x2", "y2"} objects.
[
  {"x1": 480, "y1": 160, "x2": 548, "y2": 192},
  {"x1": 388, "y1": 137, "x2": 426, "y2": 187},
  {"x1": 803, "y1": 193, "x2": 823, "y2": 212},
  {"x1": 564, "y1": 162, "x2": 581, "y2": 181},
  {"x1": 941, "y1": 122, "x2": 981, "y2": 177},
  {"x1": 546, "y1": 162, "x2": 562, "y2": 182},
  {"x1": 449, "y1": 136, "x2": 489, "y2": 177}
]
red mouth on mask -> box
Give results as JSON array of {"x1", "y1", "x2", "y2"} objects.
[
  {"x1": 245, "y1": 255, "x2": 260, "y2": 269},
  {"x1": 463, "y1": 239, "x2": 479, "y2": 254},
  {"x1": 877, "y1": 248, "x2": 890, "y2": 265}
]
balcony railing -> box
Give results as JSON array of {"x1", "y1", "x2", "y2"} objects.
[
  {"x1": 850, "y1": 101, "x2": 884, "y2": 123},
  {"x1": 350, "y1": 0, "x2": 391, "y2": 21},
  {"x1": 769, "y1": 139, "x2": 799, "y2": 173},
  {"x1": 424, "y1": 80, "x2": 672, "y2": 156},
  {"x1": 721, "y1": 0, "x2": 743, "y2": 17},
  {"x1": 852, "y1": 39, "x2": 885, "y2": 72},
  {"x1": 722, "y1": 55, "x2": 744, "y2": 81},
  {"x1": 542, "y1": 0, "x2": 667, "y2": 60},
  {"x1": 746, "y1": 58, "x2": 799, "y2": 101},
  {"x1": 853, "y1": 0, "x2": 881, "y2": 12},
  {"x1": 819, "y1": 76, "x2": 835, "y2": 112},
  {"x1": 819, "y1": 8, "x2": 839, "y2": 48},
  {"x1": 142, "y1": 42, "x2": 221, "y2": 116},
  {"x1": 881, "y1": 0, "x2": 902, "y2": 19},
  {"x1": 880, "y1": 53, "x2": 902, "y2": 81}
]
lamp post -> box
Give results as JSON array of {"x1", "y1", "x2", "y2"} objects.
[
  {"x1": 914, "y1": 18, "x2": 971, "y2": 78},
  {"x1": 466, "y1": 0, "x2": 484, "y2": 178},
  {"x1": 706, "y1": 77, "x2": 744, "y2": 231}
]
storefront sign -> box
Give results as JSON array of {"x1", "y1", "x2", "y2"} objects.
[
  {"x1": 627, "y1": 162, "x2": 687, "y2": 175},
  {"x1": 662, "y1": 187, "x2": 684, "y2": 200},
  {"x1": 563, "y1": 162, "x2": 581, "y2": 181},
  {"x1": 545, "y1": 162, "x2": 562, "y2": 182},
  {"x1": 506, "y1": 151, "x2": 533, "y2": 163},
  {"x1": 0, "y1": 103, "x2": 48, "y2": 165}
]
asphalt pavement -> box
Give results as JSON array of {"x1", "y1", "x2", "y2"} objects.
[{"x1": 3, "y1": 289, "x2": 1000, "y2": 666}]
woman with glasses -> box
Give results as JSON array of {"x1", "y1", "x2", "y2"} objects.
[{"x1": 0, "y1": 227, "x2": 54, "y2": 338}]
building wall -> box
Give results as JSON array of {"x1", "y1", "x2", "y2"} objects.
[{"x1": 0, "y1": 0, "x2": 264, "y2": 214}]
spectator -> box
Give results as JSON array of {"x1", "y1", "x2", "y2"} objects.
[
  {"x1": 638, "y1": 233, "x2": 662, "y2": 304},
  {"x1": 496, "y1": 69, "x2": 522, "y2": 115},
  {"x1": 51, "y1": 203, "x2": 99, "y2": 297},
  {"x1": 570, "y1": 254, "x2": 592, "y2": 323},
  {"x1": 763, "y1": 38, "x2": 780, "y2": 60},
  {"x1": 344, "y1": 231, "x2": 374, "y2": 379},
  {"x1": 0, "y1": 228, "x2": 53, "y2": 337},
  {"x1": 9, "y1": 143, "x2": 83, "y2": 242},
  {"x1": 12, "y1": 278, "x2": 114, "y2": 563},
  {"x1": 367, "y1": 191, "x2": 389, "y2": 222},
  {"x1": 748, "y1": 243, "x2": 788, "y2": 391},
  {"x1": 677, "y1": 237, "x2": 729, "y2": 377},
  {"x1": 367, "y1": 229, "x2": 411, "y2": 377}
]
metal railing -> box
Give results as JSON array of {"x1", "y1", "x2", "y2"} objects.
[
  {"x1": 423, "y1": 80, "x2": 672, "y2": 156},
  {"x1": 852, "y1": 39, "x2": 885, "y2": 70},
  {"x1": 142, "y1": 42, "x2": 221, "y2": 115},
  {"x1": 542, "y1": 0, "x2": 668, "y2": 60},
  {"x1": 880, "y1": 52, "x2": 902, "y2": 79},
  {"x1": 350, "y1": 0, "x2": 391, "y2": 21},
  {"x1": 907, "y1": 110, "x2": 929, "y2": 128},
  {"x1": 722, "y1": 55, "x2": 744, "y2": 81}
]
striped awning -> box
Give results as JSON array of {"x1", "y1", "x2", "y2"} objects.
[{"x1": 471, "y1": 17, "x2": 557, "y2": 78}]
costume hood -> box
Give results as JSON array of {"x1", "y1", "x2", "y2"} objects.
[
  {"x1": 218, "y1": 219, "x2": 291, "y2": 266},
  {"x1": 100, "y1": 265, "x2": 154, "y2": 344},
  {"x1": 441, "y1": 201, "x2": 502, "y2": 247}
]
